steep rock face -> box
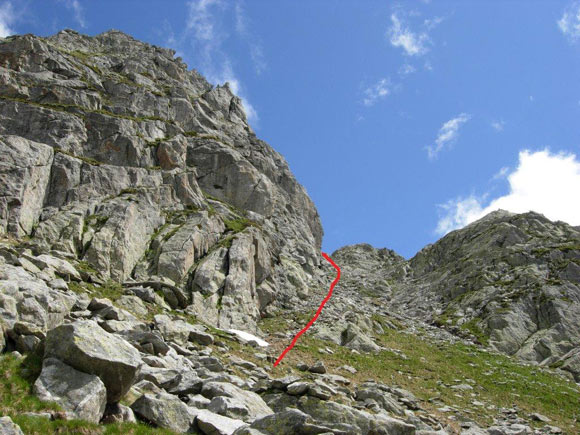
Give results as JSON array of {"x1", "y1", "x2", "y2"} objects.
[{"x1": 0, "y1": 29, "x2": 323, "y2": 331}]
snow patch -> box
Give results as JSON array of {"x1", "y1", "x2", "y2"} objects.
[{"x1": 227, "y1": 329, "x2": 269, "y2": 347}]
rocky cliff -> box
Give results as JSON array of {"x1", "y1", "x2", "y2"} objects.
[{"x1": 0, "y1": 29, "x2": 322, "y2": 332}]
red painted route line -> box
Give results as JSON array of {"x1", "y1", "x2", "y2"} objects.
[{"x1": 273, "y1": 252, "x2": 341, "y2": 367}]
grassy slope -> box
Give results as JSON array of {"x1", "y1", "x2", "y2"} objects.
[{"x1": 257, "y1": 313, "x2": 580, "y2": 433}]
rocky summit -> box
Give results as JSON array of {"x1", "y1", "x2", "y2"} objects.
[{"x1": 0, "y1": 30, "x2": 578, "y2": 435}]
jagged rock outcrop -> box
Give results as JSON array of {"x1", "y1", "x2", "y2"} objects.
[
  {"x1": 0, "y1": 29, "x2": 323, "y2": 332},
  {"x1": 331, "y1": 211, "x2": 580, "y2": 380}
]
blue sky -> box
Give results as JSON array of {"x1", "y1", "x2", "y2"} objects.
[{"x1": 2, "y1": 1, "x2": 580, "y2": 258}]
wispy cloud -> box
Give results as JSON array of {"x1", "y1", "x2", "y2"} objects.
[
  {"x1": 388, "y1": 12, "x2": 429, "y2": 56},
  {"x1": 427, "y1": 113, "x2": 471, "y2": 159},
  {"x1": 491, "y1": 120, "x2": 505, "y2": 132},
  {"x1": 492, "y1": 166, "x2": 509, "y2": 180},
  {"x1": 398, "y1": 63, "x2": 416, "y2": 75},
  {"x1": 424, "y1": 16, "x2": 444, "y2": 30},
  {"x1": 60, "y1": 0, "x2": 86, "y2": 29},
  {"x1": 234, "y1": 1, "x2": 266, "y2": 75},
  {"x1": 182, "y1": 0, "x2": 260, "y2": 124},
  {"x1": 362, "y1": 78, "x2": 392, "y2": 106},
  {"x1": 436, "y1": 195, "x2": 485, "y2": 235},
  {"x1": 558, "y1": 2, "x2": 580, "y2": 42},
  {"x1": 436, "y1": 149, "x2": 580, "y2": 235},
  {"x1": 0, "y1": 1, "x2": 15, "y2": 37}
]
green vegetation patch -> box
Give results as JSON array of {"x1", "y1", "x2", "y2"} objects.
[
  {"x1": 223, "y1": 217, "x2": 257, "y2": 233},
  {"x1": 460, "y1": 317, "x2": 489, "y2": 346},
  {"x1": 69, "y1": 281, "x2": 125, "y2": 302},
  {"x1": 0, "y1": 353, "x2": 59, "y2": 416}
]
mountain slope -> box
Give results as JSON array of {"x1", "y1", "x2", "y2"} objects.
[{"x1": 329, "y1": 211, "x2": 580, "y2": 382}]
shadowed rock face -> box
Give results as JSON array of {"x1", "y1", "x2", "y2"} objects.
[
  {"x1": 331, "y1": 211, "x2": 580, "y2": 379},
  {"x1": 0, "y1": 29, "x2": 323, "y2": 331}
]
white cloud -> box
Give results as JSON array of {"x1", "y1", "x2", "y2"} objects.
[
  {"x1": 436, "y1": 149, "x2": 580, "y2": 235},
  {"x1": 427, "y1": 113, "x2": 471, "y2": 159},
  {"x1": 558, "y1": 2, "x2": 580, "y2": 42},
  {"x1": 491, "y1": 120, "x2": 505, "y2": 132},
  {"x1": 398, "y1": 63, "x2": 416, "y2": 75},
  {"x1": 388, "y1": 13, "x2": 429, "y2": 56},
  {"x1": 184, "y1": 0, "x2": 259, "y2": 124},
  {"x1": 362, "y1": 78, "x2": 392, "y2": 106},
  {"x1": 60, "y1": 0, "x2": 86, "y2": 29},
  {"x1": 0, "y1": 1, "x2": 15, "y2": 37}
]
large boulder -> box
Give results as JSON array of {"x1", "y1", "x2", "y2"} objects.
[
  {"x1": 33, "y1": 358, "x2": 107, "y2": 423},
  {"x1": 193, "y1": 409, "x2": 247, "y2": 435},
  {"x1": 202, "y1": 381, "x2": 273, "y2": 423},
  {"x1": 192, "y1": 247, "x2": 229, "y2": 295},
  {"x1": 44, "y1": 320, "x2": 142, "y2": 402},
  {"x1": 131, "y1": 391, "x2": 194, "y2": 433},
  {"x1": 355, "y1": 382, "x2": 406, "y2": 416}
]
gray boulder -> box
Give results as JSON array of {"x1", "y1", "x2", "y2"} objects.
[
  {"x1": 44, "y1": 320, "x2": 142, "y2": 402},
  {"x1": 131, "y1": 391, "x2": 194, "y2": 432},
  {"x1": 194, "y1": 409, "x2": 247, "y2": 435},
  {"x1": 193, "y1": 247, "x2": 229, "y2": 295},
  {"x1": 0, "y1": 417, "x2": 24, "y2": 435},
  {"x1": 33, "y1": 357, "x2": 107, "y2": 423},
  {"x1": 201, "y1": 381, "x2": 273, "y2": 422}
]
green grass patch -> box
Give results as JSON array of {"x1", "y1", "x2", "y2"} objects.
[
  {"x1": 223, "y1": 217, "x2": 255, "y2": 233},
  {"x1": 83, "y1": 214, "x2": 109, "y2": 234},
  {"x1": 559, "y1": 244, "x2": 580, "y2": 253},
  {"x1": 69, "y1": 281, "x2": 125, "y2": 302},
  {"x1": 119, "y1": 187, "x2": 139, "y2": 195},
  {"x1": 11, "y1": 415, "x2": 176, "y2": 434},
  {"x1": 75, "y1": 261, "x2": 97, "y2": 275},
  {"x1": 0, "y1": 353, "x2": 59, "y2": 416}
]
